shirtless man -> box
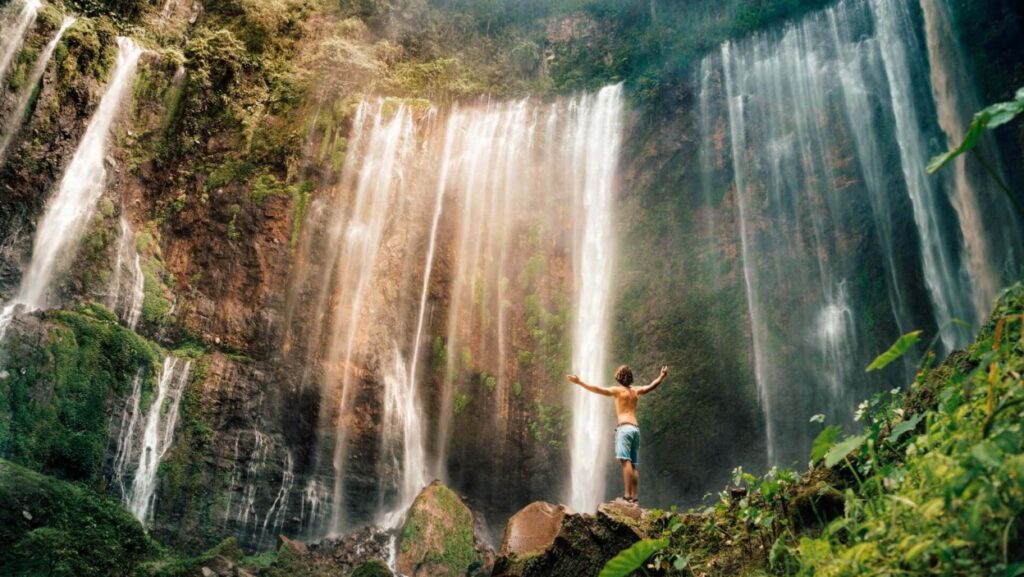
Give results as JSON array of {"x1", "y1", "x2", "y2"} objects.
[{"x1": 567, "y1": 364, "x2": 668, "y2": 505}]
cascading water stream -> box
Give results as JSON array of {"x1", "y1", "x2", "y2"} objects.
[
  {"x1": 720, "y1": 40, "x2": 777, "y2": 464},
  {"x1": 125, "y1": 358, "x2": 191, "y2": 522},
  {"x1": 107, "y1": 217, "x2": 145, "y2": 329},
  {"x1": 126, "y1": 357, "x2": 192, "y2": 523},
  {"x1": 0, "y1": 37, "x2": 142, "y2": 337},
  {"x1": 0, "y1": 16, "x2": 75, "y2": 162},
  {"x1": 434, "y1": 101, "x2": 536, "y2": 477},
  {"x1": 700, "y1": 0, "x2": 1019, "y2": 465},
  {"x1": 919, "y1": 0, "x2": 1021, "y2": 317},
  {"x1": 111, "y1": 369, "x2": 144, "y2": 497},
  {"x1": 326, "y1": 102, "x2": 416, "y2": 535},
  {"x1": 868, "y1": 0, "x2": 974, "y2": 351},
  {"x1": 378, "y1": 115, "x2": 455, "y2": 529},
  {"x1": 0, "y1": 0, "x2": 41, "y2": 86},
  {"x1": 567, "y1": 84, "x2": 623, "y2": 512},
  {"x1": 826, "y1": 3, "x2": 914, "y2": 338}
]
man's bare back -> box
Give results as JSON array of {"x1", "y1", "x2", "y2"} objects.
[{"x1": 612, "y1": 386, "x2": 640, "y2": 426}]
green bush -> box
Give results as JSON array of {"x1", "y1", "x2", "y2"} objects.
[{"x1": 0, "y1": 459, "x2": 157, "y2": 577}]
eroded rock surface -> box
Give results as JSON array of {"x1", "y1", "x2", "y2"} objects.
[{"x1": 493, "y1": 500, "x2": 653, "y2": 577}]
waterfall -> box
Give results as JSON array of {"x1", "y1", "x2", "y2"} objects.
[
  {"x1": 826, "y1": 3, "x2": 913, "y2": 338},
  {"x1": 0, "y1": 0, "x2": 41, "y2": 86},
  {"x1": 287, "y1": 88, "x2": 624, "y2": 534},
  {"x1": 698, "y1": 0, "x2": 1020, "y2": 465},
  {"x1": 567, "y1": 85, "x2": 624, "y2": 512},
  {"x1": 434, "y1": 100, "x2": 536, "y2": 477},
  {"x1": 0, "y1": 16, "x2": 75, "y2": 162},
  {"x1": 869, "y1": 0, "x2": 975, "y2": 350},
  {"x1": 126, "y1": 356, "x2": 192, "y2": 523},
  {"x1": 379, "y1": 346, "x2": 427, "y2": 529},
  {"x1": 221, "y1": 426, "x2": 298, "y2": 546},
  {"x1": 0, "y1": 38, "x2": 142, "y2": 336},
  {"x1": 720, "y1": 40, "x2": 777, "y2": 464},
  {"x1": 325, "y1": 102, "x2": 416, "y2": 534},
  {"x1": 261, "y1": 451, "x2": 295, "y2": 541},
  {"x1": 111, "y1": 369, "x2": 145, "y2": 497},
  {"x1": 107, "y1": 218, "x2": 145, "y2": 330},
  {"x1": 919, "y1": 0, "x2": 1022, "y2": 318}
]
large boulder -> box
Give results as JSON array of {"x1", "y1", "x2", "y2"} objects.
[
  {"x1": 499, "y1": 502, "x2": 572, "y2": 558},
  {"x1": 493, "y1": 500, "x2": 653, "y2": 577},
  {"x1": 397, "y1": 481, "x2": 491, "y2": 577}
]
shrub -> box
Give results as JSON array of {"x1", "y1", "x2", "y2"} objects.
[{"x1": 0, "y1": 459, "x2": 157, "y2": 577}]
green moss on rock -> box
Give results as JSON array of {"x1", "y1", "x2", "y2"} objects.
[
  {"x1": 352, "y1": 558, "x2": 393, "y2": 577},
  {"x1": 0, "y1": 304, "x2": 161, "y2": 483},
  {"x1": 398, "y1": 481, "x2": 478, "y2": 577},
  {"x1": 0, "y1": 459, "x2": 157, "y2": 577}
]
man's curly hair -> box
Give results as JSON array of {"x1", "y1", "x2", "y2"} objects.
[{"x1": 614, "y1": 365, "x2": 634, "y2": 387}]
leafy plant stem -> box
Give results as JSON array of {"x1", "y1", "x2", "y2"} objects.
[
  {"x1": 1003, "y1": 509, "x2": 1022, "y2": 566},
  {"x1": 973, "y1": 150, "x2": 1024, "y2": 218}
]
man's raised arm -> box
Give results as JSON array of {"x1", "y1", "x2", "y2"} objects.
[
  {"x1": 637, "y1": 366, "x2": 669, "y2": 395},
  {"x1": 567, "y1": 374, "x2": 614, "y2": 396}
]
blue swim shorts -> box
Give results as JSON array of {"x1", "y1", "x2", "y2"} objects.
[{"x1": 615, "y1": 424, "x2": 640, "y2": 466}]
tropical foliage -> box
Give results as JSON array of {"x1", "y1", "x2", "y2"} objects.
[
  {"x1": 603, "y1": 281, "x2": 1024, "y2": 576},
  {"x1": 928, "y1": 86, "x2": 1024, "y2": 216}
]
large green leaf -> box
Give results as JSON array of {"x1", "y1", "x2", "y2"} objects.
[
  {"x1": 824, "y1": 435, "x2": 867, "y2": 468},
  {"x1": 866, "y1": 331, "x2": 922, "y2": 372},
  {"x1": 888, "y1": 414, "x2": 923, "y2": 443},
  {"x1": 927, "y1": 87, "x2": 1024, "y2": 174},
  {"x1": 811, "y1": 425, "x2": 842, "y2": 465},
  {"x1": 599, "y1": 538, "x2": 669, "y2": 577}
]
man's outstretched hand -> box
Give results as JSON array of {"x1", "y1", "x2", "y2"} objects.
[
  {"x1": 659, "y1": 365, "x2": 669, "y2": 378},
  {"x1": 567, "y1": 374, "x2": 583, "y2": 385}
]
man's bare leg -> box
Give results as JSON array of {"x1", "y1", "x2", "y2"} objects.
[
  {"x1": 626, "y1": 467, "x2": 634, "y2": 504},
  {"x1": 620, "y1": 459, "x2": 633, "y2": 499}
]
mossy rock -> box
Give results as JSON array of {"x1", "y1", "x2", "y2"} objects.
[
  {"x1": 0, "y1": 459, "x2": 156, "y2": 577},
  {"x1": 397, "y1": 481, "x2": 479, "y2": 577},
  {"x1": 0, "y1": 304, "x2": 162, "y2": 483},
  {"x1": 352, "y1": 558, "x2": 393, "y2": 577},
  {"x1": 493, "y1": 501, "x2": 649, "y2": 577}
]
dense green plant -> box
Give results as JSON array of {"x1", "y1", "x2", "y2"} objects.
[
  {"x1": 0, "y1": 304, "x2": 161, "y2": 483},
  {"x1": 791, "y1": 284, "x2": 1024, "y2": 576},
  {"x1": 0, "y1": 459, "x2": 157, "y2": 577},
  {"x1": 600, "y1": 538, "x2": 669, "y2": 577}
]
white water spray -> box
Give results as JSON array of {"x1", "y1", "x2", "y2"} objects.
[
  {"x1": 567, "y1": 84, "x2": 624, "y2": 512},
  {"x1": 0, "y1": 37, "x2": 142, "y2": 336},
  {"x1": 126, "y1": 357, "x2": 192, "y2": 523},
  {"x1": 107, "y1": 217, "x2": 145, "y2": 329},
  {"x1": 0, "y1": 0, "x2": 41, "y2": 86},
  {"x1": 0, "y1": 16, "x2": 75, "y2": 162},
  {"x1": 327, "y1": 102, "x2": 416, "y2": 534}
]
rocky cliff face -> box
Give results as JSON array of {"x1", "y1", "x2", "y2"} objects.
[{"x1": 0, "y1": 0, "x2": 1022, "y2": 566}]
